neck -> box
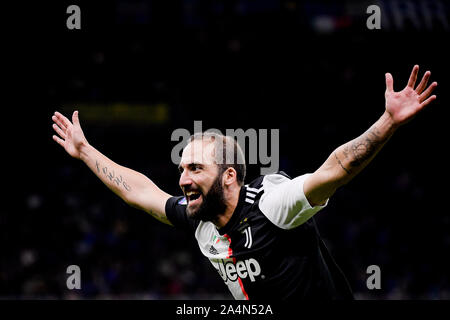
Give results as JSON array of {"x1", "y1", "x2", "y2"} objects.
[{"x1": 212, "y1": 185, "x2": 241, "y2": 229}]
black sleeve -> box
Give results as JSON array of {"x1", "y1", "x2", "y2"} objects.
[{"x1": 165, "y1": 196, "x2": 199, "y2": 232}]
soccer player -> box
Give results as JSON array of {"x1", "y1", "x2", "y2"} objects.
[{"x1": 52, "y1": 65, "x2": 437, "y2": 300}]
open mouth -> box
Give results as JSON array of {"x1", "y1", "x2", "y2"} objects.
[{"x1": 186, "y1": 191, "x2": 202, "y2": 205}]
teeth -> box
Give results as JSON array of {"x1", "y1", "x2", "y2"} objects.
[{"x1": 186, "y1": 191, "x2": 199, "y2": 196}]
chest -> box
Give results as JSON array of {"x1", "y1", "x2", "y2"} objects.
[{"x1": 194, "y1": 213, "x2": 278, "y2": 262}]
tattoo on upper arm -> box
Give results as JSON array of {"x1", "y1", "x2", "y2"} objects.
[{"x1": 95, "y1": 160, "x2": 132, "y2": 192}]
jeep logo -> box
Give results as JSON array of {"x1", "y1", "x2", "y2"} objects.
[{"x1": 217, "y1": 258, "x2": 261, "y2": 282}]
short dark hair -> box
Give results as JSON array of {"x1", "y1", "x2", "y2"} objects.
[{"x1": 189, "y1": 132, "x2": 246, "y2": 186}]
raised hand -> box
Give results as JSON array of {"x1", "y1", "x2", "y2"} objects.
[
  {"x1": 385, "y1": 65, "x2": 437, "y2": 127},
  {"x1": 52, "y1": 111, "x2": 88, "y2": 159}
]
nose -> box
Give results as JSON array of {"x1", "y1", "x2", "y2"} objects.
[{"x1": 179, "y1": 169, "x2": 192, "y2": 191}]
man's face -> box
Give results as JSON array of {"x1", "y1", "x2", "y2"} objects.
[{"x1": 179, "y1": 139, "x2": 227, "y2": 221}]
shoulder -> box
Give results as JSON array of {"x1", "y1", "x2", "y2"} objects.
[
  {"x1": 261, "y1": 171, "x2": 293, "y2": 189},
  {"x1": 246, "y1": 171, "x2": 292, "y2": 190},
  {"x1": 246, "y1": 171, "x2": 297, "y2": 197},
  {"x1": 165, "y1": 195, "x2": 200, "y2": 231},
  {"x1": 241, "y1": 171, "x2": 295, "y2": 207},
  {"x1": 255, "y1": 172, "x2": 325, "y2": 229},
  {"x1": 243, "y1": 172, "x2": 289, "y2": 205}
]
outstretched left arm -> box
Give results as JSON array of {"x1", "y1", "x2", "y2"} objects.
[{"x1": 304, "y1": 65, "x2": 438, "y2": 207}]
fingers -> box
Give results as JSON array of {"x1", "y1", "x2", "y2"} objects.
[
  {"x1": 52, "y1": 123, "x2": 66, "y2": 139},
  {"x1": 52, "y1": 114, "x2": 66, "y2": 131},
  {"x1": 52, "y1": 111, "x2": 70, "y2": 147},
  {"x1": 407, "y1": 65, "x2": 419, "y2": 88},
  {"x1": 419, "y1": 81, "x2": 438, "y2": 103},
  {"x1": 52, "y1": 134, "x2": 65, "y2": 147},
  {"x1": 420, "y1": 95, "x2": 437, "y2": 109},
  {"x1": 72, "y1": 110, "x2": 80, "y2": 126},
  {"x1": 54, "y1": 111, "x2": 72, "y2": 128},
  {"x1": 415, "y1": 71, "x2": 431, "y2": 94},
  {"x1": 385, "y1": 73, "x2": 394, "y2": 93}
]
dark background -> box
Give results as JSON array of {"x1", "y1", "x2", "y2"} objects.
[{"x1": 2, "y1": 0, "x2": 450, "y2": 299}]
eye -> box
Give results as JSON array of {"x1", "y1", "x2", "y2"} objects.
[{"x1": 190, "y1": 164, "x2": 202, "y2": 172}]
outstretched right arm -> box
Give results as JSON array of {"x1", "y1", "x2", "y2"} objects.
[{"x1": 52, "y1": 111, "x2": 173, "y2": 225}]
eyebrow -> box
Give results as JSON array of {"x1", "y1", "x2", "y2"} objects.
[{"x1": 178, "y1": 162, "x2": 203, "y2": 172}]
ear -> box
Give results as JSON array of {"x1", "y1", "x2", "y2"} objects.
[{"x1": 222, "y1": 167, "x2": 237, "y2": 186}]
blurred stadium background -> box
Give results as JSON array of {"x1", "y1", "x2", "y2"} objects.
[{"x1": 2, "y1": 0, "x2": 450, "y2": 299}]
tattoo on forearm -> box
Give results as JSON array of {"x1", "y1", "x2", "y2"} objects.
[
  {"x1": 334, "y1": 152, "x2": 351, "y2": 174},
  {"x1": 342, "y1": 145, "x2": 350, "y2": 160},
  {"x1": 337, "y1": 127, "x2": 386, "y2": 175},
  {"x1": 95, "y1": 160, "x2": 132, "y2": 192},
  {"x1": 148, "y1": 209, "x2": 170, "y2": 224},
  {"x1": 349, "y1": 128, "x2": 383, "y2": 167}
]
